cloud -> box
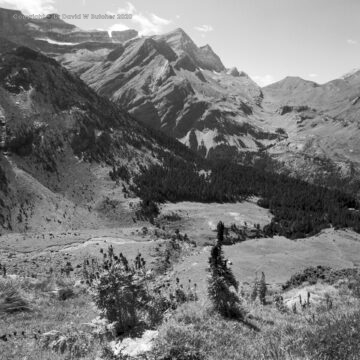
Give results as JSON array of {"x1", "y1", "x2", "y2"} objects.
[
  {"x1": 114, "y1": 2, "x2": 171, "y2": 36},
  {"x1": 252, "y1": 74, "x2": 275, "y2": 87},
  {"x1": 0, "y1": 0, "x2": 56, "y2": 14},
  {"x1": 194, "y1": 24, "x2": 214, "y2": 33},
  {"x1": 308, "y1": 73, "x2": 318, "y2": 78},
  {"x1": 151, "y1": 13, "x2": 171, "y2": 26},
  {"x1": 108, "y1": 23, "x2": 130, "y2": 36},
  {"x1": 347, "y1": 39, "x2": 357, "y2": 45}
]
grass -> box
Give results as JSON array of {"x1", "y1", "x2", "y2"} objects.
[
  {"x1": 1, "y1": 224, "x2": 360, "y2": 360},
  {"x1": 151, "y1": 282, "x2": 360, "y2": 360},
  {"x1": 0, "y1": 275, "x2": 99, "y2": 360},
  {"x1": 1, "y1": 272, "x2": 360, "y2": 360}
]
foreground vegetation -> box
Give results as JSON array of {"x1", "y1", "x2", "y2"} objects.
[{"x1": 1, "y1": 223, "x2": 360, "y2": 360}]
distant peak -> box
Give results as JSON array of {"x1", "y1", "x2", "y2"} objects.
[
  {"x1": 200, "y1": 44, "x2": 212, "y2": 50},
  {"x1": 171, "y1": 27, "x2": 187, "y2": 35},
  {"x1": 283, "y1": 76, "x2": 307, "y2": 81},
  {"x1": 162, "y1": 27, "x2": 193, "y2": 41},
  {"x1": 282, "y1": 76, "x2": 318, "y2": 86},
  {"x1": 342, "y1": 68, "x2": 360, "y2": 80},
  {"x1": 0, "y1": 7, "x2": 21, "y2": 14},
  {"x1": 226, "y1": 67, "x2": 241, "y2": 77},
  {"x1": 264, "y1": 75, "x2": 319, "y2": 90}
]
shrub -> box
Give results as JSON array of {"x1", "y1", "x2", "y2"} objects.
[
  {"x1": 250, "y1": 271, "x2": 267, "y2": 305},
  {"x1": 275, "y1": 127, "x2": 286, "y2": 135},
  {"x1": 0, "y1": 280, "x2": 30, "y2": 314},
  {"x1": 90, "y1": 246, "x2": 197, "y2": 335},
  {"x1": 94, "y1": 261, "x2": 149, "y2": 335},
  {"x1": 109, "y1": 165, "x2": 130, "y2": 183}
]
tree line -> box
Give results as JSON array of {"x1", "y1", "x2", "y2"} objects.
[{"x1": 132, "y1": 156, "x2": 360, "y2": 239}]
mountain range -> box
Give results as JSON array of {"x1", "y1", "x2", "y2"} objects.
[{"x1": 0, "y1": 6, "x2": 360, "y2": 233}]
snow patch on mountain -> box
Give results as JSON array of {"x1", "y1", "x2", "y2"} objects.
[{"x1": 36, "y1": 38, "x2": 79, "y2": 46}]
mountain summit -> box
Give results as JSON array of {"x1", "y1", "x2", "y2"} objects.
[{"x1": 154, "y1": 28, "x2": 225, "y2": 72}]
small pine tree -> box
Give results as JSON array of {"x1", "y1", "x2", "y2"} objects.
[
  {"x1": 208, "y1": 221, "x2": 243, "y2": 318},
  {"x1": 251, "y1": 272, "x2": 258, "y2": 302},
  {"x1": 258, "y1": 272, "x2": 267, "y2": 305},
  {"x1": 217, "y1": 221, "x2": 225, "y2": 244}
]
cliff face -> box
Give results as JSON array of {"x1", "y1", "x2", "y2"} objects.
[
  {"x1": 154, "y1": 28, "x2": 226, "y2": 72},
  {"x1": 0, "y1": 8, "x2": 27, "y2": 34}
]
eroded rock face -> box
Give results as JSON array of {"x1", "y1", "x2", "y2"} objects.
[
  {"x1": 110, "y1": 30, "x2": 138, "y2": 43},
  {"x1": 52, "y1": 26, "x2": 277, "y2": 160}
]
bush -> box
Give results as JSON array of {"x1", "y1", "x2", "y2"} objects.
[
  {"x1": 109, "y1": 165, "x2": 130, "y2": 183},
  {"x1": 89, "y1": 246, "x2": 197, "y2": 335},
  {"x1": 94, "y1": 262, "x2": 149, "y2": 335},
  {"x1": 137, "y1": 199, "x2": 160, "y2": 222},
  {"x1": 0, "y1": 280, "x2": 30, "y2": 314}
]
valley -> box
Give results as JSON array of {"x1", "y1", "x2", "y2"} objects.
[{"x1": 1, "y1": 4, "x2": 360, "y2": 360}]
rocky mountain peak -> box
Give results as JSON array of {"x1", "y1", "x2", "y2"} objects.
[
  {"x1": 154, "y1": 28, "x2": 225, "y2": 72},
  {"x1": 155, "y1": 28, "x2": 197, "y2": 55},
  {"x1": 227, "y1": 67, "x2": 240, "y2": 77},
  {"x1": 265, "y1": 76, "x2": 319, "y2": 91}
]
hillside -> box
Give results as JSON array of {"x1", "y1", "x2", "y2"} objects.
[
  {"x1": 55, "y1": 28, "x2": 279, "y2": 160},
  {"x1": 0, "y1": 39, "x2": 201, "y2": 234},
  {"x1": 262, "y1": 74, "x2": 360, "y2": 186}
]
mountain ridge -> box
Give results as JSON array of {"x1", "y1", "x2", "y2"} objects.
[{"x1": 2, "y1": 6, "x2": 360, "y2": 188}]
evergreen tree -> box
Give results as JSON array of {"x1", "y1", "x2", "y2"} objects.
[
  {"x1": 208, "y1": 221, "x2": 243, "y2": 318},
  {"x1": 258, "y1": 272, "x2": 267, "y2": 305}
]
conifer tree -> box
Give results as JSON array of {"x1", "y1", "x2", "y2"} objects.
[
  {"x1": 208, "y1": 221, "x2": 242, "y2": 318},
  {"x1": 258, "y1": 271, "x2": 267, "y2": 305}
]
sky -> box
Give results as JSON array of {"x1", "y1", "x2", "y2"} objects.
[{"x1": 1, "y1": 0, "x2": 360, "y2": 86}]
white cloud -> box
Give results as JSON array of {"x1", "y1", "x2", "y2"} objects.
[
  {"x1": 308, "y1": 73, "x2": 318, "y2": 78},
  {"x1": 114, "y1": 2, "x2": 171, "y2": 36},
  {"x1": 108, "y1": 23, "x2": 130, "y2": 36},
  {"x1": 176, "y1": 15, "x2": 181, "y2": 19},
  {"x1": 252, "y1": 74, "x2": 275, "y2": 87},
  {"x1": 347, "y1": 39, "x2": 357, "y2": 45},
  {"x1": 151, "y1": 13, "x2": 171, "y2": 26},
  {"x1": 194, "y1": 24, "x2": 214, "y2": 33},
  {"x1": 0, "y1": 0, "x2": 56, "y2": 14}
]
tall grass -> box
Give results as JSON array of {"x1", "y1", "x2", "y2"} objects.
[
  {"x1": 0, "y1": 280, "x2": 30, "y2": 314},
  {"x1": 152, "y1": 286, "x2": 360, "y2": 360}
]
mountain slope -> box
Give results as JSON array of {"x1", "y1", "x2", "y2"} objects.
[
  {"x1": 55, "y1": 28, "x2": 280, "y2": 160},
  {"x1": 2, "y1": 6, "x2": 360, "y2": 186},
  {"x1": 0, "y1": 8, "x2": 283, "y2": 161},
  {"x1": 261, "y1": 74, "x2": 360, "y2": 185},
  {"x1": 0, "y1": 39, "x2": 201, "y2": 234}
]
